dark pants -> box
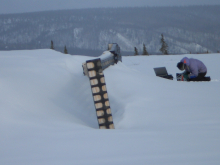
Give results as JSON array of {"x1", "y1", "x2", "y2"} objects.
[{"x1": 188, "y1": 72, "x2": 207, "y2": 81}]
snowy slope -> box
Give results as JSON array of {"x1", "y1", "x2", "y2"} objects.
[{"x1": 0, "y1": 49, "x2": 220, "y2": 165}]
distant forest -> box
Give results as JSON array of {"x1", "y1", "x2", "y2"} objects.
[{"x1": 0, "y1": 5, "x2": 220, "y2": 56}]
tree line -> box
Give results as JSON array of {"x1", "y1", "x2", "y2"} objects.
[
  {"x1": 50, "y1": 33, "x2": 216, "y2": 56},
  {"x1": 50, "y1": 40, "x2": 68, "y2": 54},
  {"x1": 50, "y1": 33, "x2": 169, "y2": 56},
  {"x1": 134, "y1": 34, "x2": 169, "y2": 56}
]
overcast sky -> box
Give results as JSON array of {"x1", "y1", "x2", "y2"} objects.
[{"x1": 1, "y1": 0, "x2": 220, "y2": 14}]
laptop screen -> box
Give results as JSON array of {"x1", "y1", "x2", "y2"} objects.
[{"x1": 154, "y1": 67, "x2": 168, "y2": 76}]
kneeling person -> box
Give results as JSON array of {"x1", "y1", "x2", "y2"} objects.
[{"x1": 177, "y1": 57, "x2": 207, "y2": 81}]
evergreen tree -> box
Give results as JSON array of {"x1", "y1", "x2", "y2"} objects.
[
  {"x1": 142, "y1": 43, "x2": 149, "y2": 55},
  {"x1": 50, "y1": 40, "x2": 54, "y2": 50},
  {"x1": 134, "y1": 47, "x2": 139, "y2": 56},
  {"x1": 64, "y1": 45, "x2": 68, "y2": 54},
  {"x1": 159, "y1": 34, "x2": 169, "y2": 55}
]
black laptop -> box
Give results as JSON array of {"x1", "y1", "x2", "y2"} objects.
[{"x1": 154, "y1": 67, "x2": 173, "y2": 80}]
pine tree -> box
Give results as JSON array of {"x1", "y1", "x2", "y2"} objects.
[
  {"x1": 134, "y1": 47, "x2": 139, "y2": 56},
  {"x1": 64, "y1": 45, "x2": 68, "y2": 54},
  {"x1": 50, "y1": 40, "x2": 54, "y2": 50},
  {"x1": 142, "y1": 43, "x2": 149, "y2": 55},
  {"x1": 159, "y1": 34, "x2": 169, "y2": 55}
]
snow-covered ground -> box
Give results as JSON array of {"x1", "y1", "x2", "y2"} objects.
[{"x1": 0, "y1": 49, "x2": 220, "y2": 165}]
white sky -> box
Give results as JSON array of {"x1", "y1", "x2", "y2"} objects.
[{"x1": 0, "y1": 0, "x2": 220, "y2": 14}]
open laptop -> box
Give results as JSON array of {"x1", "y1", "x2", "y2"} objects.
[{"x1": 153, "y1": 67, "x2": 173, "y2": 80}]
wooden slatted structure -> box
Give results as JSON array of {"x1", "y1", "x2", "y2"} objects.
[{"x1": 86, "y1": 59, "x2": 114, "y2": 129}]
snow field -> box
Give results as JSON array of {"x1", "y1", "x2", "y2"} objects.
[{"x1": 0, "y1": 49, "x2": 220, "y2": 165}]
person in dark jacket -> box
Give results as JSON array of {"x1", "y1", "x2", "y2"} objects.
[{"x1": 177, "y1": 57, "x2": 207, "y2": 81}]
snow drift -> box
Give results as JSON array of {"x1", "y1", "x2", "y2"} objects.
[{"x1": 0, "y1": 49, "x2": 220, "y2": 165}]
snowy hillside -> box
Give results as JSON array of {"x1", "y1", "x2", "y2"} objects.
[
  {"x1": 0, "y1": 49, "x2": 220, "y2": 165},
  {"x1": 1, "y1": 6, "x2": 220, "y2": 54}
]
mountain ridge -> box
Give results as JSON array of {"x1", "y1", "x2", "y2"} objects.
[{"x1": 0, "y1": 6, "x2": 220, "y2": 55}]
